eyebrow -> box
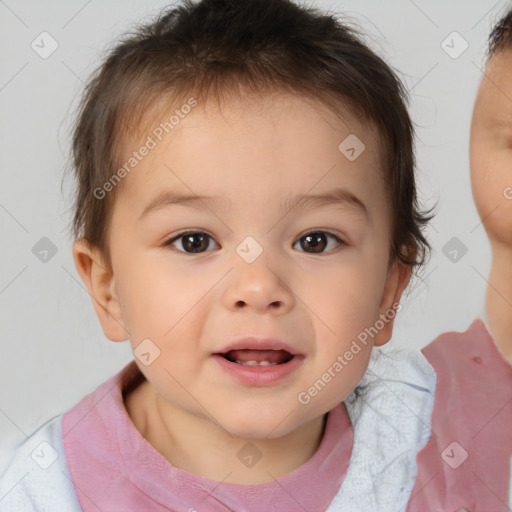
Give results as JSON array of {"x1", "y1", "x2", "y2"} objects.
[
  {"x1": 138, "y1": 187, "x2": 368, "y2": 220},
  {"x1": 282, "y1": 188, "x2": 368, "y2": 217}
]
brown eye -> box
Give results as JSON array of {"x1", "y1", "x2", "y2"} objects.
[
  {"x1": 294, "y1": 231, "x2": 345, "y2": 254},
  {"x1": 164, "y1": 231, "x2": 219, "y2": 253}
]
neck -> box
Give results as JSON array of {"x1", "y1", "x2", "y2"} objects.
[
  {"x1": 125, "y1": 380, "x2": 329, "y2": 484},
  {"x1": 485, "y1": 244, "x2": 512, "y2": 366}
]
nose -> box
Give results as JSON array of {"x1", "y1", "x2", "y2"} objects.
[{"x1": 222, "y1": 252, "x2": 294, "y2": 314}]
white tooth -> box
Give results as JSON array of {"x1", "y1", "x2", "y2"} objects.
[{"x1": 234, "y1": 360, "x2": 278, "y2": 366}]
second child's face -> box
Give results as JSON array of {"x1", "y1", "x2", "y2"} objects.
[
  {"x1": 104, "y1": 92, "x2": 406, "y2": 439},
  {"x1": 470, "y1": 50, "x2": 512, "y2": 247}
]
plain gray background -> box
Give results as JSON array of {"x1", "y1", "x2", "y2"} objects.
[{"x1": 0, "y1": 0, "x2": 507, "y2": 463}]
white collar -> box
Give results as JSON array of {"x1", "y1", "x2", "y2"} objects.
[{"x1": 326, "y1": 347, "x2": 436, "y2": 512}]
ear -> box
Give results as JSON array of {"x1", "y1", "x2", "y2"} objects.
[
  {"x1": 372, "y1": 257, "x2": 412, "y2": 347},
  {"x1": 72, "y1": 238, "x2": 128, "y2": 342}
]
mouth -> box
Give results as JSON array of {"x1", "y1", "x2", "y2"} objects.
[
  {"x1": 219, "y1": 349, "x2": 295, "y2": 366},
  {"x1": 212, "y1": 348, "x2": 303, "y2": 386}
]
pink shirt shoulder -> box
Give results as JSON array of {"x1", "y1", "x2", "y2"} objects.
[{"x1": 407, "y1": 318, "x2": 512, "y2": 512}]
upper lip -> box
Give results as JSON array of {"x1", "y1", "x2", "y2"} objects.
[{"x1": 215, "y1": 337, "x2": 304, "y2": 356}]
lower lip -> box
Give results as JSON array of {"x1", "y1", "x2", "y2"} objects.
[{"x1": 211, "y1": 354, "x2": 304, "y2": 386}]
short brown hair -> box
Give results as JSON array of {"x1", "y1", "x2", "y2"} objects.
[
  {"x1": 65, "y1": 0, "x2": 433, "y2": 274},
  {"x1": 487, "y1": 5, "x2": 512, "y2": 58}
]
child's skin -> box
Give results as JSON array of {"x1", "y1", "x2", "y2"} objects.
[
  {"x1": 470, "y1": 49, "x2": 512, "y2": 365},
  {"x1": 72, "y1": 91, "x2": 410, "y2": 484}
]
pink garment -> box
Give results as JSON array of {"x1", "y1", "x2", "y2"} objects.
[
  {"x1": 62, "y1": 360, "x2": 353, "y2": 512},
  {"x1": 408, "y1": 318, "x2": 512, "y2": 512}
]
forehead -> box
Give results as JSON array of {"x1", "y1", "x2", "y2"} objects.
[
  {"x1": 476, "y1": 51, "x2": 512, "y2": 121},
  {"x1": 116, "y1": 91, "x2": 387, "y2": 218}
]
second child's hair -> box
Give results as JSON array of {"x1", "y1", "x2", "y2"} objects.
[
  {"x1": 66, "y1": 0, "x2": 433, "y2": 274},
  {"x1": 487, "y1": 5, "x2": 512, "y2": 58}
]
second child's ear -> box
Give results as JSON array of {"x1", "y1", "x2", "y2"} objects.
[
  {"x1": 372, "y1": 257, "x2": 413, "y2": 347},
  {"x1": 72, "y1": 238, "x2": 128, "y2": 342}
]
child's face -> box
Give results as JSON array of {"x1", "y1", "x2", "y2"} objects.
[
  {"x1": 85, "y1": 92, "x2": 408, "y2": 439},
  {"x1": 470, "y1": 49, "x2": 512, "y2": 247}
]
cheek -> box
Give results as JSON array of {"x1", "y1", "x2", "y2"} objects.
[
  {"x1": 471, "y1": 146, "x2": 512, "y2": 244},
  {"x1": 118, "y1": 265, "x2": 210, "y2": 349},
  {"x1": 311, "y1": 246, "x2": 386, "y2": 309},
  {"x1": 312, "y1": 274, "x2": 382, "y2": 358},
  {"x1": 309, "y1": 342, "x2": 373, "y2": 411},
  {"x1": 114, "y1": 262, "x2": 189, "y2": 346}
]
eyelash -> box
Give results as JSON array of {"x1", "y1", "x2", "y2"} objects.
[{"x1": 161, "y1": 229, "x2": 347, "y2": 254}]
